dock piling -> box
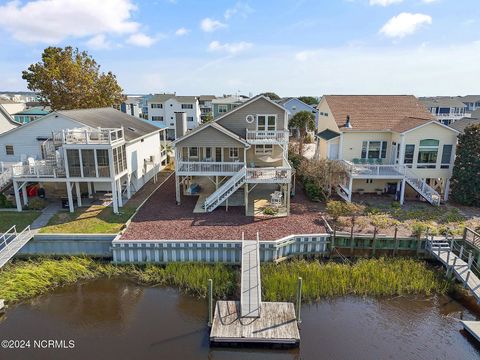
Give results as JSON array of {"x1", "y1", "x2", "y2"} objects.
[
  {"x1": 296, "y1": 277, "x2": 303, "y2": 324},
  {"x1": 208, "y1": 279, "x2": 213, "y2": 327}
]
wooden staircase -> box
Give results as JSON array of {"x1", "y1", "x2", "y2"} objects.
[
  {"x1": 203, "y1": 167, "x2": 246, "y2": 212},
  {"x1": 405, "y1": 168, "x2": 441, "y2": 206}
]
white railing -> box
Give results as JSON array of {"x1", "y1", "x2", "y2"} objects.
[
  {"x1": 405, "y1": 167, "x2": 441, "y2": 206},
  {"x1": 0, "y1": 225, "x2": 33, "y2": 269},
  {"x1": 340, "y1": 160, "x2": 405, "y2": 178},
  {"x1": 203, "y1": 167, "x2": 247, "y2": 212},
  {"x1": 54, "y1": 127, "x2": 124, "y2": 145},
  {"x1": 246, "y1": 167, "x2": 291, "y2": 183},
  {"x1": 177, "y1": 161, "x2": 245, "y2": 175},
  {"x1": 12, "y1": 161, "x2": 64, "y2": 178},
  {"x1": 0, "y1": 164, "x2": 18, "y2": 190},
  {"x1": 246, "y1": 130, "x2": 289, "y2": 144}
]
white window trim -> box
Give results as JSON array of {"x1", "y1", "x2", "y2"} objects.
[
  {"x1": 256, "y1": 114, "x2": 277, "y2": 131},
  {"x1": 361, "y1": 140, "x2": 387, "y2": 159},
  {"x1": 188, "y1": 147, "x2": 199, "y2": 160},
  {"x1": 229, "y1": 147, "x2": 239, "y2": 159},
  {"x1": 218, "y1": 104, "x2": 228, "y2": 113},
  {"x1": 255, "y1": 144, "x2": 273, "y2": 155}
]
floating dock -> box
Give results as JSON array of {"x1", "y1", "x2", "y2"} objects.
[
  {"x1": 209, "y1": 233, "x2": 300, "y2": 347},
  {"x1": 462, "y1": 321, "x2": 480, "y2": 343}
]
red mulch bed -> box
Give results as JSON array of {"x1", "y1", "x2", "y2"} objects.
[{"x1": 120, "y1": 176, "x2": 326, "y2": 241}]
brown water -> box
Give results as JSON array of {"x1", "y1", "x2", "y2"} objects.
[{"x1": 0, "y1": 278, "x2": 479, "y2": 360}]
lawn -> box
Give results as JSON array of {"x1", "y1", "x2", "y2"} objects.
[
  {"x1": 0, "y1": 211, "x2": 41, "y2": 233},
  {"x1": 40, "y1": 205, "x2": 135, "y2": 234}
]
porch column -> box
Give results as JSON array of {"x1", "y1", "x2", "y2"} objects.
[
  {"x1": 117, "y1": 178, "x2": 123, "y2": 208},
  {"x1": 400, "y1": 178, "x2": 406, "y2": 205},
  {"x1": 444, "y1": 178, "x2": 450, "y2": 202},
  {"x1": 338, "y1": 133, "x2": 344, "y2": 160},
  {"x1": 66, "y1": 181, "x2": 74, "y2": 213},
  {"x1": 175, "y1": 176, "x2": 181, "y2": 205},
  {"x1": 244, "y1": 183, "x2": 248, "y2": 216},
  {"x1": 398, "y1": 134, "x2": 406, "y2": 164},
  {"x1": 75, "y1": 182, "x2": 82, "y2": 207},
  {"x1": 286, "y1": 183, "x2": 291, "y2": 216},
  {"x1": 111, "y1": 180, "x2": 119, "y2": 214},
  {"x1": 87, "y1": 182, "x2": 93, "y2": 198},
  {"x1": 347, "y1": 176, "x2": 353, "y2": 202},
  {"x1": 21, "y1": 184, "x2": 28, "y2": 206},
  {"x1": 13, "y1": 180, "x2": 22, "y2": 212},
  {"x1": 126, "y1": 174, "x2": 132, "y2": 199}
]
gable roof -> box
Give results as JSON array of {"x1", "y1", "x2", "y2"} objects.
[
  {"x1": 56, "y1": 107, "x2": 161, "y2": 141},
  {"x1": 449, "y1": 117, "x2": 480, "y2": 133},
  {"x1": 214, "y1": 95, "x2": 287, "y2": 123},
  {"x1": 420, "y1": 97, "x2": 466, "y2": 109},
  {"x1": 148, "y1": 94, "x2": 197, "y2": 103},
  {"x1": 173, "y1": 121, "x2": 249, "y2": 147},
  {"x1": 277, "y1": 97, "x2": 318, "y2": 111},
  {"x1": 458, "y1": 95, "x2": 480, "y2": 103},
  {"x1": 323, "y1": 95, "x2": 435, "y2": 132}
]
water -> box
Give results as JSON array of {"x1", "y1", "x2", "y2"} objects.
[{"x1": 0, "y1": 278, "x2": 479, "y2": 360}]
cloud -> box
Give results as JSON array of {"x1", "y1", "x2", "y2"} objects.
[
  {"x1": 421, "y1": 0, "x2": 439, "y2": 3},
  {"x1": 369, "y1": 0, "x2": 403, "y2": 6},
  {"x1": 200, "y1": 17, "x2": 227, "y2": 32},
  {"x1": 0, "y1": 0, "x2": 140, "y2": 43},
  {"x1": 126, "y1": 33, "x2": 157, "y2": 47},
  {"x1": 175, "y1": 27, "x2": 190, "y2": 36},
  {"x1": 380, "y1": 13, "x2": 432, "y2": 38},
  {"x1": 224, "y1": 2, "x2": 253, "y2": 20},
  {"x1": 208, "y1": 40, "x2": 252, "y2": 54},
  {"x1": 86, "y1": 34, "x2": 113, "y2": 49}
]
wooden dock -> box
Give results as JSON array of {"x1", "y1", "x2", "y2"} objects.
[
  {"x1": 240, "y1": 239, "x2": 261, "y2": 318},
  {"x1": 462, "y1": 321, "x2": 480, "y2": 343},
  {"x1": 210, "y1": 301, "x2": 300, "y2": 346}
]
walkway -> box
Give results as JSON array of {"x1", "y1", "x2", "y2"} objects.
[
  {"x1": 427, "y1": 237, "x2": 480, "y2": 302},
  {"x1": 0, "y1": 226, "x2": 33, "y2": 268},
  {"x1": 240, "y1": 235, "x2": 261, "y2": 318},
  {"x1": 30, "y1": 202, "x2": 61, "y2": 233}
]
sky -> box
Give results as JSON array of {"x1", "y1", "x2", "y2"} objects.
[{"x1": 0, "y1": 0, "x2": 478, "y2": 97}]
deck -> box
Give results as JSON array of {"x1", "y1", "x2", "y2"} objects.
[
  {"x1": 210, "y1": 301, "x2": 300, "y2": 345},
  {"x1": 240, "y1": 239, "x2": 261, "y2": 317},
  {"x1": 462, "y1": 321, "x2": 480, "y2": 343}
]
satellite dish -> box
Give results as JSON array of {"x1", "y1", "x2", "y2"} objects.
[{"x1": 246, "y1": 114, "x2": 255, "y2": 123}]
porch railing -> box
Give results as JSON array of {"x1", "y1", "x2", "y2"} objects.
[
  {"x1": 340, "y1": 160, "x2": 406, "y2": 178},
  {"x1": 176, "y1": 161, "x2": 245, "y2": 174},
  {"x1": 246, "y1": 166, "x2": 291, "y2": 183},
  {"x1": 246, "y1": 130, "x2": 289, "y2": 144},
  {"x1": 54, "y1": 127, "x2": 124, "y2": 145},
  {"x1": 12, "y1": 161, "x2": 64, "y2": 178}
]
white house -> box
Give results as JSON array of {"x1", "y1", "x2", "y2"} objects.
[
  {"x1": 0, "y1": 108, "x2": 168, "y2": 213},
  {"x1": 147, "y1": 94, "x2": 201, "y2": 140},
  {"x1": 0, "y1": 100, "x2": 21, "y2": 135}
]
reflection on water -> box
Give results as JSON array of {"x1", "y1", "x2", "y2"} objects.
[{"x1": 0, "y1": 278, "x2": 479, "y2": 360}]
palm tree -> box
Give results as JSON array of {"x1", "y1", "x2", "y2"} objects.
[{"x1": 288, "y1": 110, "x2": 316, "y2": 155}]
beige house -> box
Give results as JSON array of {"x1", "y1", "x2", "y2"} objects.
[
  {"x1": 315, "y1": 95, "x2": 459, "y2": 205},
  {"x1": 173, "y1": 96, "x2": 292, "y2": 215}
]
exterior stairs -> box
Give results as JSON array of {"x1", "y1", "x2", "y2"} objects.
[
  {"x1": 405, "y1": 168, "x2": 441, "y2": 206},
  {"x1": 203, "y1": 167, "x2": 246, "y2": 212},
  {"x1": 0, "y1": 226, "x2": 34, "y2": 269}
]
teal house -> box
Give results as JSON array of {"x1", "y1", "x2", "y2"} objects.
[{"x1": 13, "y1": 107, "x2": 50, "y2": 124}]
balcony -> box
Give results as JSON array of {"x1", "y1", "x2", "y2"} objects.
[
  {"x1": 246, "y1": 166, "x2": 291, "y2": 183},
  {"x1": 12, "y1": 161, "x2": 65, "y2": 179},
  {"x1": 54, "y1": 127, "x2": 125, "y2": 145},
  {"x1": 340, "y1": 160, "x2": 406, "y2": 179},
  {"x1": 246, "y1": 130, "x2": 289, "y2": 145},
  {"x1": 176, "y1": 161, "x2": 245, "y2": 176}
]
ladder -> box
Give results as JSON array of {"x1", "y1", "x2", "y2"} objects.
[
  {"x1": 405, "y1": 168, "x2": 441, "y2": 206},
  {"x1": 203, "y1": 167, "x2": 246, "y2": 212}
]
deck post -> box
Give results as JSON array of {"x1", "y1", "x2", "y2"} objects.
[
  {"x1": 287, "y1": 182, "x2": 291, "y2": 216},
  {"x1": 347, "y1": 176, "x2": 353, "y2": 202},
  {"x1": 208, "y1": 278, "x2": 213, "y2": 327},
  {"x1": 459, "y1": 245, "x2": 464, "y2": 259},
  {"x1": 13, "y1": 180, "x2": 22, "y2": 212},
  {"x1": 446, "y1": 249, "x2": 450, "y2": 267},
  {"x1": 244, "y1": 183, "x2": 248, "y2": 216},
  {"x1": 66, "y1": 181, "x2": 74, "y2": 213},
  {"x1": 399, "y1": 179, "x2": 406, "y2": 205},
  {"x1": 21, "y1": 184, "x2": 28, "y2": 206},
  {"x1": 175, "y1": 176, "x2": 181, "y2": 205},
  {"x1": 465, "y1": 271, "x2": 471, "y2": 288},
  {"x1": 111, "y1": 180, "x2": 119, "y2": 214},
  {"x1": 296, "y1": 277, "x2": 303, "y2": 324},
  {"x1": 117, "y1": 179, "x2": 123, "y2": 208},
  {"x1": 75, "y1": 182, "x2": 82, "y2": 207},
  {"x1": 393, "y1": 226, "x2": 399, "y2": 256},
  {"x1": 87, "y1": 182, "x2": 93, "y2": 198}
]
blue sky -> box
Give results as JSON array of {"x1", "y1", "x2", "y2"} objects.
[{"x1": 0, "y1": 0, "x2": 479, "y2": 97}]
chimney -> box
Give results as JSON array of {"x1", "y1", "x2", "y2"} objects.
[
  {"x1": 345, "y1": 115, "x2": 352, "y2": 128},
  {"x1": 175, "y1": 112, "x2": 187, "y2": 138}
]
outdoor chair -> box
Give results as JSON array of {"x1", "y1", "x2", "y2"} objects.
[
  {"x1": 359, "y1": 158, "x2": 367, "y2": 164},
  {"x1": 352, "y1": 158, "x2": 360, "y2": 164},
  {"x1": 367, "y1": 158, "x2": 376, "y2": 165}
]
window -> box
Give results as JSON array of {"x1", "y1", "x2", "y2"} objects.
[
  {"x1": 5, "y1": 145, "x2": 14, "y2": 155},
  {"x1": 361, "y1": 141, "x2": 387, "y2": 159},
  {"x1": 441, "y1": 144, "x2": 453, "y2": 169},
  {"x1": 151, "y1": 103, "x2": 163, "y2": 109},
  {"x1": 113, "y1": 145, "x2": 127, "y2": 175},
  {"x1": 255, "y1": 144, "x2": 273, "y2": 155},
  {"x1": 152, "y1": 116, "x2": 163, "y2": 121},
  {"x1": 181, "y1": 104, "x2": 193, "y2": 109},
  {"x1": 96, "y1": 149, "x2": 110, "y2": 177},
  {"x1": 188, "y1": 147, "x2": 199, "y2": 159},
  {"x1": 417, "y1": 139, "x2": 439, "y2": 168},
  {"x1": 404, "y1": 144, "x2": 415, "y2": 165},
  {"x1": 218, "y1": 105, "x2": 228, "y2": 113},
  {"x1": 257, "y1": 115, "x2": 276, "y2": 131},
  {"x1": 67, "y1": 149, "x2": 81, "y2": 177},
  {"x1": 229, "y1": 148, "x2": 239, "y2": 159},
  {"x1": 205, "y1": 147, "x2": 212, "y2": 159},
  {"x1": 187, "y1": 116, "x2": 194, "y2": 122}
]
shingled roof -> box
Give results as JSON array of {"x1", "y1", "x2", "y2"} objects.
[{"x1": 324, "y1": 95, "x2": 435, "y2": 132}]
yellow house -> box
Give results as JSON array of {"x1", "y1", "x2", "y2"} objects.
[{"x1": 315, "y1": 95, "x2": 459, "y2": 205}]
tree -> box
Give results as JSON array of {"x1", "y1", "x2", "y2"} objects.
[
  {"x1": 289, "y1": 110, "x2": 316, "y2": 155},
  {"x1": 259, "y1": 92, "x2": 280, "y2": 100},
  {"x1": 369, "y1": 213, "x2": 392, "y2": 256},
  {"x1": 298, "y1": 96, "x2": 319, "y2": 106},
  {"x1": 450, "y1": 124, "x2": 480, "y2": 206},
  {"x1": 202, "y1": 112, "x2": 213, "y2": 124},
  {"x1": 22, "y1": 46, "x2": 124, "y2": 111},
  {"x1": 298, "y1": 159, "x2": 347, "y2": 201}
]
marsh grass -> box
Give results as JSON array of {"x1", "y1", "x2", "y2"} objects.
[
  {"x1": 0, "y1": 257, "x2": 450, "y2": 305},
  {"x1": 262, "y1": 258, "x2": 451, "y2": 302}
]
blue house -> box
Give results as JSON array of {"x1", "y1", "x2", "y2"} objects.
[
  {"x1": 277, "y1": 97, "x2": 319, "y2": 136},
  {"x1": 13, "y1": 107, "x2": 50, "y2": 124}
]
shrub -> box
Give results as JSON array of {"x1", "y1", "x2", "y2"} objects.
[
  {"x1": 411, "y1": 220, "x2": 437, "y2": 237},
  {"x1": 27, "y1": 197, "x2": 47, "y2": 210},
  {"x1": 304, "y1": 181, "x2": 323, "y2": 201},
  {"x1": 0, "y1": 193, "x2": 14, "y2": 208},
  {"x1": 263, "y1": 206, "x2": 278, "y2": 216}
]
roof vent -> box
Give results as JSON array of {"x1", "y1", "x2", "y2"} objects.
[
  {"x1": 128, "y1": 127, "x2": 136, "y2": 132},
  {"x1": 345, "y1": 115, "x2": 352, "y2": 128}
]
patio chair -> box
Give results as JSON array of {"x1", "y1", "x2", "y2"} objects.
[
  {"x1": 367, "y1": 158, "x2": 376, "y2": 165},
  {"x1": 352, "y1": 158, "x2": 360, "y2": 164},
  {"x1": 376, "y1": 158, "x2": 383, "y2": 165}
]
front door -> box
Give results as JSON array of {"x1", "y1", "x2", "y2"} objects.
[
  {"x1": 328, "y1": 143, "x2": 339, "y2": 160},
  {"x1": 215, "y1": 147, "x2": 222, "y2": 162}
]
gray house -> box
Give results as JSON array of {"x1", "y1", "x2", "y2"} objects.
[{"x1": 173, "y1": 96, "x2": 292, "y2": 216}]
